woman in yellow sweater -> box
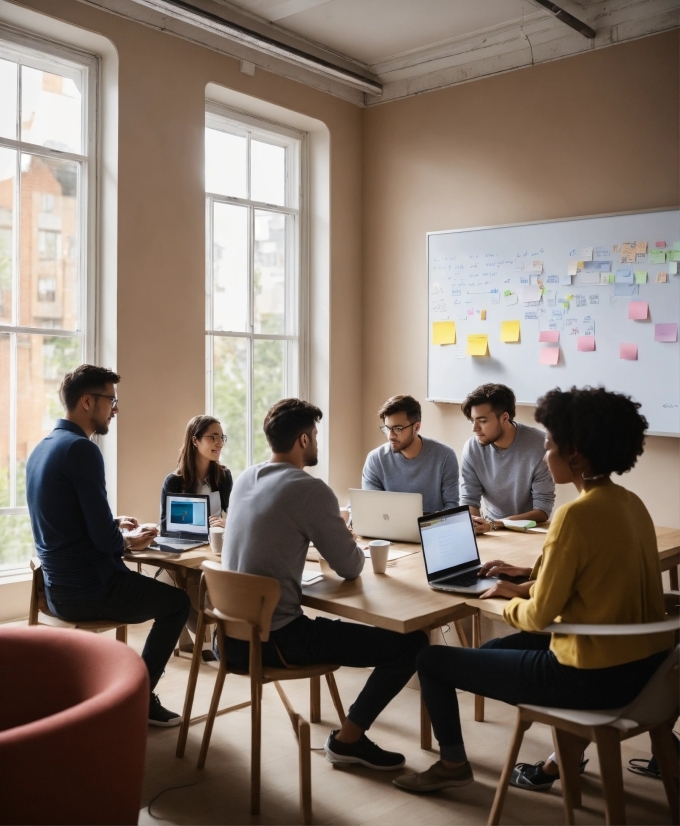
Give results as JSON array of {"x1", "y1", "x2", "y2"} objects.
[{"x1": 394, "y1": 386, "x2": 674, "y2": 793}]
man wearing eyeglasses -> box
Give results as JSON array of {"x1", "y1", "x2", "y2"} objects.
[
  {"x1": 26, "y1": 364, "x2": 190, "y2": 727},
  {"x1": 362, "y1": 395, "x2": 459, "y2": 513}
]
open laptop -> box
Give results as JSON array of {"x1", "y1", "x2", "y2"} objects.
[
  {"x1": 151, "y1": 493, "x2": 211, "y2": 552},
  {"x1": 418, "y1": 505, "x2": 498, "y2": 594},
  {"x1": 349, "y1": 489, "x2": 423, "y2": 543}
]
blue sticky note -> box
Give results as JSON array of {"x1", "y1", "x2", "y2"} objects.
[{"x1": 615, "y1": 268, "x2": 634, "y2": 284}]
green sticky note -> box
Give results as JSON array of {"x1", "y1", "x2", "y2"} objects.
[
  {"x1": 634, "y1": 271, "x2": 647, "y2": 284},
  {"x1": 504, "y1": 289, "x2": 512, "y2": 296},
  {"x1": 672, "y1": 241, "x2": 680, "y2": 251},
  {"x1": 608, "y1": 274, "x2": 615, "y2": 283},
  {"x1": 650, "y1": 250, "x2": 667, "y2": 264},
  {"x1": 668, "y1": 250, "x2": 680, "y2": 262}
]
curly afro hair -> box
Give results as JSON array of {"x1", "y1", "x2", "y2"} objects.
[{"x1": 534, "y1": 386, "x2": 647, "y2": 476}]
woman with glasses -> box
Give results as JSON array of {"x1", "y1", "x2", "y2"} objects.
[{"x1": 161, "y1": 415, "x2": 233, "y2": 529}]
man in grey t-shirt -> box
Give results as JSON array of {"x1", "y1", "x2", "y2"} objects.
[
  {"x1": 362, "y1": 395, "x2": 459, "y2": 513},
  {"x1": 222, "y1": 399, "x2": 428, "y2": 771},
  {"x1": 459, "y1": 384, "x2": 555, "y2": 534}
]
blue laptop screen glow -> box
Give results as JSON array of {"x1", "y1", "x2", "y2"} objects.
[
  {"x1": 420, "y1": 511, "x2": 478, "y2": 575},
  {"x1": 167, "y1": 498, "x2": 207, "y2": 534}
]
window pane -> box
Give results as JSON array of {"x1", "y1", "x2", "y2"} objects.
[
  {"x1": 205, "y1": 128, "x2": 247, "y2": 199},
  {"x1": 253, "y1": 339, "x2": 285, "y2": 464},
  {"x1": 0, "y1": 333, "x2": 9, "y2": 506},
  {"x1": 0, "y1": 148, "x2": 15, "y2": 326},
  {"x1": 251, "y1": 140, "x2": 285, "y2": 206},
  {"x1": 21, "y1": 66, "x2": 82, "y2": 155},
  {"x1": 0, "y1": 512, "x2": 34, "y2": 571},
  {"x1": 15, "y1": 333, "x2": 81, "y2": 506},
  {"x1": 0, "y1": 58, "x2": 17, "y2": 141},
  {"x1": 212, "y1": 202, "x2": 248, "y2": 333},
  {"x1": 254, "y1": 210, "x2": 286, "y2": 334},
  {"x1": 19, "y1": 154, "x2": 80, "y2": 330},
  {"x1": 212, "y1": 336, "x2": 248, "y2": 478}
]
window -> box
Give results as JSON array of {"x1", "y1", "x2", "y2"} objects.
[
  {"x1": 0, "y1": 30, "x2": 96, "y2": 572},
  {"x1": 205, "y1": 106, "x2": 304, "y2": 476}
]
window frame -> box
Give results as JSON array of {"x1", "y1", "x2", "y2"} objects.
[
  {"x1": 0, "y1": 24, "x2": 99, "y2": 573},
  {"x1": 204, "y1": 102, "x2": 308, "y2": 472}
]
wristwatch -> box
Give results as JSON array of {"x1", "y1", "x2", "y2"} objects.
[{"x1": 488, "y1": 519, "x2": 498, "y2": 531}]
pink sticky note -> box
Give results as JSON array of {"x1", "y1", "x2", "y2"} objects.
[
  {"x1": 655, "y1": 323, "x2": 678, "y2": 343},
  {"x1": 628, "y1": 300, "x2": 648, "y2": 320},
  {"x1": 539, "y1": 346, "x2": 560, "y2": 365},
  {"x1": 577, "y1": 336, "x2": 595, "y2": 352},
  {"x1": 539, "y1": 330, "x2": 559, "y2": 343},
  {"x1": 655, "y1": 241, "x2": 666, "y2": 248},
  {"x1": 619, "y1": 343, "x2": 638, "y2": 360}
]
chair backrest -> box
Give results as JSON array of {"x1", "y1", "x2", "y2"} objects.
[
  {"x1": 617, "y1": 645, "x2": 679, "y2": 728},
  {"x1": 30, "y1": 556, "x2": 51, "y2": 616},
  {"x1": 200, "y1": 561, "x2": 281, "y2": 643}
]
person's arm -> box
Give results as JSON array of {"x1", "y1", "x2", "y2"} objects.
[
  {"x1": 502, "y1": 507, "x2": 550, "y2": 523},
  {"x1": 305, "y1": 483, "x2": 365, "y2": 580},
  {"x1": 361, "y1": 451, "x2": 385, "y2": 491},
  {"x1": 440, "y1": 449, "x2": 460, "y2": 509},
  {"x1": 459, "y1": 446, "x2": 483, "y2": 511},
  {"x1": 530, "y1": 454, "x2": 556, "y2": 521}
]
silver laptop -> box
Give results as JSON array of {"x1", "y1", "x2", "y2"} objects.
[
  {"x1": 349, "y1": 489, "x2": 423, "y2": 543},
  {"x1": 419, "y1": 506, "x2": 498, "y2": 594},
  {"x1": 151, "y1": 493, "x2": 211, "y2": 552}
]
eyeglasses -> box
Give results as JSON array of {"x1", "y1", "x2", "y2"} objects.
[
  {"x1": 379, "y1": 422, "x2": 417, "y2": 436},
  {"x1": 204, "y1": 434, "x2": 227, "y2": 445},
  {"x1": 90, "y1": 393, "x2": 118, "y2": 408}
]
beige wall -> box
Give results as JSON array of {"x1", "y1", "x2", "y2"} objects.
[{"x1": 362, "y1": 32, "x2": 680, "y2": 527}]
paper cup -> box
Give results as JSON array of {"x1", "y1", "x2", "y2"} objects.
[
  {"x1": 368, "y1": 539, "x2": 390, "y2": 574},
  {"x1": 209, "y1": 527, "x2": 224, "y2": 555}
]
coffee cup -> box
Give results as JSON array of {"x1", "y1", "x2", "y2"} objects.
[
  {"x1": 368, "y1": 539, "x2": 390, "y2": 574},
  {"x1": 209, "y1": 526, "x2": 224, "y2": 555}
]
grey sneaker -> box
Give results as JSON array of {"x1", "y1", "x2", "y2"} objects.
[
  {"x1": 324, "y1": 730, "x2": 405, "y2": 770},
  {"x1": 148, "y1": 692, "x2": 181, "y2": 727},
  {"x1": 393, "y1": 760, "x2": 474, "y2": 792}
]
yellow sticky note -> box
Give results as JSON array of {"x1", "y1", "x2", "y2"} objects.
[
  {"x1": 501, "y1": 320, "x2": 521, "y2": 342},
  {"x1": 432, "y1": 321, "x2": 456, "y2": 345},
  {"x1": 467, "y1": 334, "x2": 488, "y2": 356}
]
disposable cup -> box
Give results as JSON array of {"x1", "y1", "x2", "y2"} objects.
[
  {"x1": 368, "y1": 539, "x2": 390, "y2": 574},
  {"x1": 209, "y1": 527, "x2": 224, "y2": 555}
]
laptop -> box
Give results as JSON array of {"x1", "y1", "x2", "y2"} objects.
[
  {"x1": 418, "y1": 505, "x2": 498, "y2": 594},
  {"x1": 349, "y1": 489, "x2": 423, "y2": 543},
  {"x1": 152, "y1": 493, "x2": 211, "y2": 552}
]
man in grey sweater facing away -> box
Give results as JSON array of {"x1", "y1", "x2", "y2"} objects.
[
  {"x1": 362, "y1": 395, "x2": 459, "y2": 513},
  {"x1": 459, "y1": 383, "x2": 555, "y2": 534},
  {"x1": 222, "y1": 398, "x2": 428, "y2": 770}
]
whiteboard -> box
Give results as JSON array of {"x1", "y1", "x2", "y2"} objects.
[{"x1": 427, "y1": 209, "x2": 680, "y2": 436}]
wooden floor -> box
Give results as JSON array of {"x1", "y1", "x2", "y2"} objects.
[{"x1": 126, "y1": 622, "x2": 674, "y2": 826}]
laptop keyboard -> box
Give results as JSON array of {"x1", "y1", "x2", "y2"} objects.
[{"x1": 445, "y1": 570, "x2": 480, "y2": 587}]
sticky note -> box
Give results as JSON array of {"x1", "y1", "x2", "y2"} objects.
[
  {"x1": 668, "y1": 251, "x2": 680, "y2": 262},
  {"x1": 669, "y1": 261, "x2": 678, "y2": 275},
  {"x1": 655, "y1": 323, "x2": 678, "y2": 343},
  {"x1": 504, "y1": 292, "x2": 518, "y2": 306},
  {"x1": 480, "y1": 309, "x2": 487, "y2": 321},
  {"x1": 600, "y1": 273, "x2": 611, "y2": 285},
  {"x1": 522, "y1": 285, "x2": 541, "y2": 303},
  {"x1": 501, "y1": 320, "x2": 520, "y2": 342},
  {"x1": 580, "y1": 247, "x2": 593, "y2": 261},
  {"x1": 628, "y1": 300, "x2": 648, "y2": 320},
  {"x1": 655, "y1": 241, "x2": 666, "y2": 248},
  {"x1": 635, "y1": 241, "x2": 648, "y2": 254},
  {"x1": 432, "y1": 321, "x2": 456, "y2": 345},
  {"x1": 560, "y1": 274, "x2": 572, "y2": 285},
  {"x1": 567, "y1": 261, "x2": 578, "y2": 276},
  {"x1": 539, "y1": 346, "x2": 560, "y2": 365},
  {"x1": 673, "y1": 242, "x2": 680, "y2": 251},
  {"x1": 634, "y1": 271, "x2": 648, "y2": 284},
  {"x1": 614, "y1": 284, "x2": 639, "y2": 296},
  {"x1": 619, "y1": 343, "x2": 638, "y2": 360},
  {"x1": 650, "y1": 250, "x2": 667, "y2": 264},
  {"x1": 616, "y1": 268, "x2": 634, "y2": 284},
  {"x1": 577, "y1": 336, "x2": 596, "y2": 352},
  {"x1": 580, "y1": 272, "x2": 600, "y2": 285},
  {"x1": 608, "y1": 274, "x2": 615, "y2": 283},
  {"x1": 539, "y1": 330, "x2": 559, "y2": 343},
  {"x1": 657, "y1": 272, "x2": 668, "y2": 283},
  {"x1": 467, "y1": 334, "x2": 489, "y2": 356}
]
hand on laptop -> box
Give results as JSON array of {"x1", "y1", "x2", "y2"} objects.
[
  {"x1": 478, "y1": 559, "x2": 532, "y2": 579},
  {"x1": 125, "y1": 524, "x2": 159, "y2": 551},
  {"x1": 480, "y1": 580, "x2": 533, "y2": 600}
]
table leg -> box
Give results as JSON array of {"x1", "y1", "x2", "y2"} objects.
[
  {"x1": 472, "y1": 611, "x2": 485, "y2": 722},
  {"x1": 670, "y1": 566, "x2": 679, "y2": 591},
  {"x1": 420, "y1": 691, "x2": 433, "y2": 750}
]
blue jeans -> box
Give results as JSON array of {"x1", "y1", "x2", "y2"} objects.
[
  {"x1": 418, "y1": 632, "x2": 668, "y2": 763},
  {"x1": 217, "y1": 614, "x2": 429, "y2": 731},
  {"x1": 47, "y1": 570, "x2": 190, "y2": 692}
]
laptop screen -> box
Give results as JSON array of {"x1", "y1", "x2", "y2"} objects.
[
  {"x1": 419, "y1": 508, "x2": 480, "y2": 578},
  {"x1": 166, "y1": 495, "x2": 209, "y2": 536}
]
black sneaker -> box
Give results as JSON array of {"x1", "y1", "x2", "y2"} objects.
[
  {"x1": 510, "y1": 756, "x2": 588, "y2": 791},
  {"x1": 148, "y1": 692, "x2": 181, "y2": 727},
  {"x1": 324, "y1": 730, "x2": 405, "y2": 770}
]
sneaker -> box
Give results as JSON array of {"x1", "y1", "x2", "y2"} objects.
[
  {"x1": 148, "y1": 692, "x2": 181, "y2": 727},
  {"x1": 324, "y1": 730, "x2": 405, "y2": 770},
  {"x1": 510, "y1": 756, "x2": 589, "y2": 791},
  {"x1": 393, "y1": 760, "x2": 474, "y2": 792}
]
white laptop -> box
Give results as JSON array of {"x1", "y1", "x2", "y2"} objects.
[
  {"x1": 349, "y1": 489, "x2": 423, "y2": 543},
  {"x1": 152, "y1": 493, "x2": 211, "y2": 552}
]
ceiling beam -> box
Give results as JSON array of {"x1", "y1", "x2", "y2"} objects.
[{"x1": 530, "y1": 0, "x2": 597, "y2": 39}]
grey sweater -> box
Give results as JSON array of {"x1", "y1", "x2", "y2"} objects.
[
  {"x1": 222, "y1": 462, "x2": 364, "y2": 630},
  {"x1": 362, "y1": 436, "x2": 459, "y2": 514},
  {"x1": 459, "y1": 422, "x2": 555, "y2": 521}
]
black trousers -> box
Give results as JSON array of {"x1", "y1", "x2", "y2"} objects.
[
  {"x1": 218, "y1": 614, "x2": 429, "y2": 731},
  {"x1": 47, "y1": 570, "x2": 191, "y2": 692},
  {"x1": 418, "y1": 632, "x2": 668, "y2": 762}
]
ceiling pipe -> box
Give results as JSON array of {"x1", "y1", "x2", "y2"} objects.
[{"x1": 530, "y1": 0, "x2": 597, "y2": 39}]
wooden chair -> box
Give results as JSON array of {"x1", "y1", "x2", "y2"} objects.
[
  {"x1": 489, "y1": 606, "x2": 680, "y2": 826},
  {"x1": 29, "y1": 557, "x2": 127, "y2": 643},
  {"x1": 176, "y1": 561, "x2": 346, "y2": 825}
]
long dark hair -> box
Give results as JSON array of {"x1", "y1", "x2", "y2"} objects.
[{"x1": 175, "y1": 415, "x2": 227, "y2": 492}]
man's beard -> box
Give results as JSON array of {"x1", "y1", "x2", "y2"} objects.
[
  {"x1": 305, "y1": 452, "x2": 319, "y2": 467},
  {"x1": 94, "y1": 422, "x2": 110, "y2": 436}
]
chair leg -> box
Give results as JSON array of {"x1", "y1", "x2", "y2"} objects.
[
  {"x1": 197, "y1": 662, "x2": 227, "y2": 770},
  {"x1": 552, "y1": 729, "x2": 589, "y2": 823},
  {"x1": 298, "y1": 717, "x2": 312, "y2": 825},
  {"x1": 325, "y1": 672, "x2": 346, "y2": 723},
  {"x1": 594, "y1": 727, "x2": 626, "y2": 826},
  {"x1": 649, "y1": 724, "x2": 680, "y2": 825},
  {"x1": 310, "y1": 675, "x2": 321, "y2": 723},
  {"x1": 115, "y1": 625, "x2": 128, "y2": 644},
  {"x1": 471, "y1": 611, "x2": 484, "y2": 722},
  {"x1": 251, "y1": 679, "x2": 263, "y2": 815},
  {"x1": 177, "y1": 612, "x2": 207, "y2": 757},
  {"x1": 487, "y1": 712, "x2": 533, "y2": 826}
]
